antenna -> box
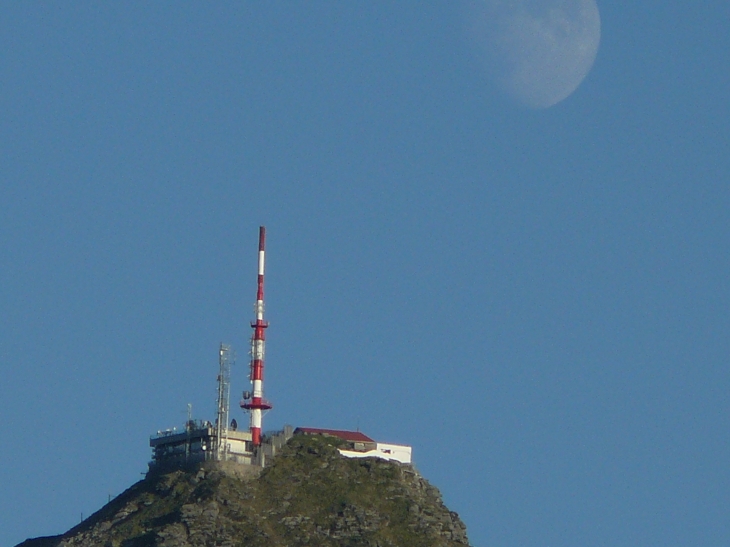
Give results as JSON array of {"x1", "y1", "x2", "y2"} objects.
[
  {"x1": 216, "y1": 343, "x2": 232, "y2": 461},
  {"x1": 240, "y1": 226, "x2": 272, "y2": 446}
]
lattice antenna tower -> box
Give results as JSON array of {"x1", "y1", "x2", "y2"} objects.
[{"x1": 215, "y1": 343, "x2": 233, "y2": 461}]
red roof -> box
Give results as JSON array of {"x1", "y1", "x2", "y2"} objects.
[{"x1": 295, "y1": 427, "x2": 374, "y2": 443}]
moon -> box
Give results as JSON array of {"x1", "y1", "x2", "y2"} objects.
[{"x1": 468, "y1": 0, "x2": 601, "y2": 108}]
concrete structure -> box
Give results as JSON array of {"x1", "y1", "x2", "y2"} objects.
[
  {"x1": 149, "y1": 420, "x2": 255, "y2": 471},
  {"x1": 339, "y1": 442, "x2": 413, "y2": 464},
  {"x1": 295, "y1": 427, "x2": 413, "y2": 464},
  {"x1": 149, "y1": 422, "x2": 295, "y2": 471}
]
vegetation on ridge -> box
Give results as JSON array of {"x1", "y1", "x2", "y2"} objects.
[{"x1": 18, "y1": 434, "x2": 470, "y2": 547}]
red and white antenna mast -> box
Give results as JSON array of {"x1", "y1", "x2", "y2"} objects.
[{"x1": 240, "y1": 226, "x2": 272, "y2": 446}]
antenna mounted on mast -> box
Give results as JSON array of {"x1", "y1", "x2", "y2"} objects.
[{"x1": 215, "y1": 343, "x2": 233, "y2": 461}]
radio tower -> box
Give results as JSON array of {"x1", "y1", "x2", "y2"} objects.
[
  {"x1": 215, "y1": 343, "x2": 232, "y2": 461},
  {"x1": 240, "y1": 226, "x2": 272, "y2": 446}
]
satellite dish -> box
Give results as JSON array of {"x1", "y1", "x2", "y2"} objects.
[{"x1": 243, "y1": 391, "x2": 251, "y2": 400}]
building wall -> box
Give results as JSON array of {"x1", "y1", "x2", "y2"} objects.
[
  {"x1": 225, "y1": 438, "x2": 252, "y2": 457},
  {"x1": 375, "y1": 443, "x2": 412, "y2": 463},
  {"x1": 338, "y1": 442, "x2": 412, "y2": 464},
  {"x1": 150, "y1": 426, "x2": 256, "y2": 470}
]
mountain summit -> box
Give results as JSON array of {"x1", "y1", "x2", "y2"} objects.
[{"x1": 17, "y1": 434, "x2": 470, "y2": 547}]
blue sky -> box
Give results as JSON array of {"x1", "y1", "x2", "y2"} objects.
[{"x1": 2, "y1": 3, "x2": 729, "y2": 546}]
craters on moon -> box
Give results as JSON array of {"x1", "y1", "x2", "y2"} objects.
[{"x1": 467, "y1": 0, "x2": 601, "y2": 109}]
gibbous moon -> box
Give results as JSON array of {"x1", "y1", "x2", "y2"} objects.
[{"x1": 468, "y1": 0, "x2": 601, "y2": 108}]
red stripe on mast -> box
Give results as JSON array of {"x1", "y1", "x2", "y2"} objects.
[{"x1": 241, "y1": 226, "x2": 272, "y2": 447}]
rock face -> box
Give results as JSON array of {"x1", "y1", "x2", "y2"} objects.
[{"x1": 17, "y1": 435, "x2": 470, "y2": 547}]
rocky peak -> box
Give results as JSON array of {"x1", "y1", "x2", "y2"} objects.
[{"x1": 17, "y1": 435, "x2": 470, "y2": 547}]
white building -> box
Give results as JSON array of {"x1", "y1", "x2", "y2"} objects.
[{"x1": 295, "y1": 427, "x2": 412, "y2": 464}]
